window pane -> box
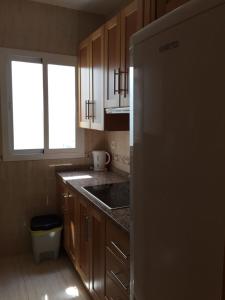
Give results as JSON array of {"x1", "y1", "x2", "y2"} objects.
[
  {"x1": 11, "y1": 61, "x2": 44, "y2": 150},
  {"x1": 48, "y1": 64, "x2": 76, "y2": 149}
]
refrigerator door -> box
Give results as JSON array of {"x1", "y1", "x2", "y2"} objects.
[{"x1": 132, "y1": 2, "x2": 225, "y2": 300}]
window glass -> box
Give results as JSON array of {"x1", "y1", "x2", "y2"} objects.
[
  {"x1": 11, "y1": 61, "x2": 44, "y2": 150},
  {"x1": 48, "y1": 64, "x2": 76, "y2": 149}
]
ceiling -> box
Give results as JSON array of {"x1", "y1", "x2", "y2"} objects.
[{"x1": 29, "y1": 0, "x2": 129, "y2": 15}]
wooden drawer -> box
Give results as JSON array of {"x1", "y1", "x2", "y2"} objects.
[
  {"x1": 106, "y1": 220, "x2": 130, "y2": 265},
  {"x1": 106, "y1": 247, "x2": 129, "y2": 295},
  {"x1": 105, "y1": 273, "x2": 128, "y2": 300}
]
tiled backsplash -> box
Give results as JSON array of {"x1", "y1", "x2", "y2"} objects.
[{"x1": 105, "y1": 131, "x2": 130, "y2": 174}]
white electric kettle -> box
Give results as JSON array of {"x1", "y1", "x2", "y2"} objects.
[{"x1": 92, "y1": 150, "x2": 111, "y2": 171}]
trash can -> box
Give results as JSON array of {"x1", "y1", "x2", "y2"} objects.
[{"x1": 30, "y1": 214, "x2": 62, "y2": 263}]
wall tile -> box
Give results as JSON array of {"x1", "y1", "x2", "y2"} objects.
[{"x1": 105, "y1": 131, "x2": 130, "y2": 174}]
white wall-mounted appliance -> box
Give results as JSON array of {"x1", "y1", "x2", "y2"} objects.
[{"x1": 131, "y1": 0, "x2": 225, "y2": 299}]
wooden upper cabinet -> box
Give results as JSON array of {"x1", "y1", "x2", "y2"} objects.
[
  {"x1": 165, "y1": 0, "x2": 189, "y2": 13},
  {"x1": 138, "y1": 0, "x2": 156, "y2": 28},
  {"x1": 138, "y1": 0, "x2": 190, "y2": 27},
  {"x1": 120, "y1": 0, "x2": 138, "y2": 107},
  {"x1": 78, "y1": 38, "x2": 91, "y2": 129},
  {"x1": 104, "y1": 15, "x2": 121, "y2": 108},
  {"x1": 90, "y1": 27, "x2": 104, "y2": 130},
  {"x1": 157, "y1": 0, "x2": 190, "y2": 18},
  {"x1": 105, "y1": 1, "x2": 138, "y2": 109},
  {"x1": 79, "y1": 27, "x2": 104, "y2": 130}
]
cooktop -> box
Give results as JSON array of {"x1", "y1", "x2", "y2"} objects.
[{"x1": 83, "y1": 181, "x2": 129, "y2": 210}]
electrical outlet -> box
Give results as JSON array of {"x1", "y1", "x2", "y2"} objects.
[{"x1": 111, "y1": 141, "x2": 117, "y2": 150}]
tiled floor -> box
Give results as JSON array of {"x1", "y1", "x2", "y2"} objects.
[{"x1": 0, "y1": 254, "x2": 91, "y2": 300}]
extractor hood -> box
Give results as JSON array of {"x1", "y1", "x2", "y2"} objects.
[{"x1": 105, "y1": 107, "x2": 130, "y2": 114}]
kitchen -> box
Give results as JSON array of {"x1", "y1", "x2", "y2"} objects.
[{"x1": 0, "y1": 0, "x2": 225, "y2": 300}]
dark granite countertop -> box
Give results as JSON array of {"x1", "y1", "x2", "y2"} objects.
[{"x1": 57, "y1": 170, "x2": 130, "y2": 233}]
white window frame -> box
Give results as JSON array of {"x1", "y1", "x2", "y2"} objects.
[{"x1": 0, "y1": 47, "x2": 85, "y2": 161}]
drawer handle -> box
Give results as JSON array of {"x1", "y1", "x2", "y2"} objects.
[
  {"x1": 110, "y1": 270, "x2": 129, "y2": 291},
  {"x1": 110, "y1": 241, "x2": 128, "y2": 260}
]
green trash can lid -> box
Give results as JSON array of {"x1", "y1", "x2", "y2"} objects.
[{"x1": 31, "y1": 215, "x2": 62, "y2": 231}]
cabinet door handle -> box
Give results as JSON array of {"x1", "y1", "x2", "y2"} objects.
[
  {"x1": 88, "y1": 101, "x2": 95, "y2": 122},
  {"x1": 124, "y1": 68, "x2": 129, "y2": 98},
  {"x1": 85, "y1": 216, "x2": 89, "y2": 242},
  {"x1": 118, "y1": 67, "x2": 121, "y2": 95},
  {"x1": 85, "y1": 100, "x2": 87, "y2": 119},
  {"x1": 85, "y1": 100, "x2": 89, "y2": 119},
  {"x1": 62, "y1": 193, "x2": 72, "y2": 198},
  {"x1": 92, "y1": 101, "x2": 95, "y2": 122},
  {"x1": 110, "y1": 270, "x2": 128, "y2": 291},
  {"x1": 110, "y1": 241, "x2": 128, "y2": 260},
  {"x1": 114, "y1": 69, "x2": 120, "y2": 95},
  {"x1": 119, "y1": 69, "x2": 129, "y2": 97}
]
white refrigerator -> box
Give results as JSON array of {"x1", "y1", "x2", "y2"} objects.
[{"x1": 131, "y1": 0, "x2": 225, "y2": 299}]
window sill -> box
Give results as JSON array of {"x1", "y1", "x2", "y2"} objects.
[{"x1": 1, "y1": 151, "x2": 86, "y2": 162}]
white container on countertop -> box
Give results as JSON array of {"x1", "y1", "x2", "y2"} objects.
[{"x1": 92, "y1": 150, "x2": 111, "y2": 171}]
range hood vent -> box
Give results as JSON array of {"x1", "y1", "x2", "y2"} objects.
[{"x1": 105, "y1": 107, "x2": 130, "y2": 114}]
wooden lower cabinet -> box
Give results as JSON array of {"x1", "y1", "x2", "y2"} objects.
[
  {"x1": 90, "y1": 207, "x2": 106, "y2": 300},
  {"x1": 77, "y1": 195, "x2": 91, "y2": 289},
  {"x1": 106, "y1": 274, "x2": 128, "y2": 300},
  {"x1": 58, "y1": 180, "x2": 76, "y2": 263},
  {"x1": 76, "y1": 194, "x2": 106, "y2": 298},
  {"x1": 105, "y1": 220, "x2": 130, "y2": 300},
  {"x1": 67, "y1": 191, "x2": 76, "y2": 264},
  {"x1": 58, "y1": 180, "x2": 68, "y2": 249},
  {"x1": 58, "y1": 179, "x2": 130, "y2": 300}
]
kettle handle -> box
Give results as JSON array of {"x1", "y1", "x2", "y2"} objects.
[{"x1": 105, "y1": 152, "x2": 111, "y2": 165}]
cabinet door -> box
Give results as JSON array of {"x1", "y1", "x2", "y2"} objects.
[
  {"x1": 90, "y1": 207, "x2": 106, "y2": 300},
  {"x1": 77, "y1": 196, "x2": 91, "y2": 289},
  {"x1": 78, "y1": 38, "x2": 91, "y2": 128},
  {"x1": 106, "y1": 274, "x2": 128, "y2": 300},
  {"x1": 137, "y1": 0, "x2": 156, "y2": 28},
  {"x1": 104, "y1": 15, "x2": 121, "y2": 108},
  {"x1": 67, "y1": 191, "x2": 77, "y2": 266},
  {"x1": 156, "y1": 0, "x2": 189, "y2": 17},
  {"x1": 166, "y1": 0, "x2": 189, "y2": 12},
  {"x1": 58, "y1": 180, "x2": 70, "y2": 253},
  {"x1": 63, "y1": 202, "x2": 70, "y2": 254},
  {"x1": 120, "y1": 0, "x2": 138, "y2": 107},
  {"x1": 90, "y1": 27, "x2": 104, "y2": 130}
]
